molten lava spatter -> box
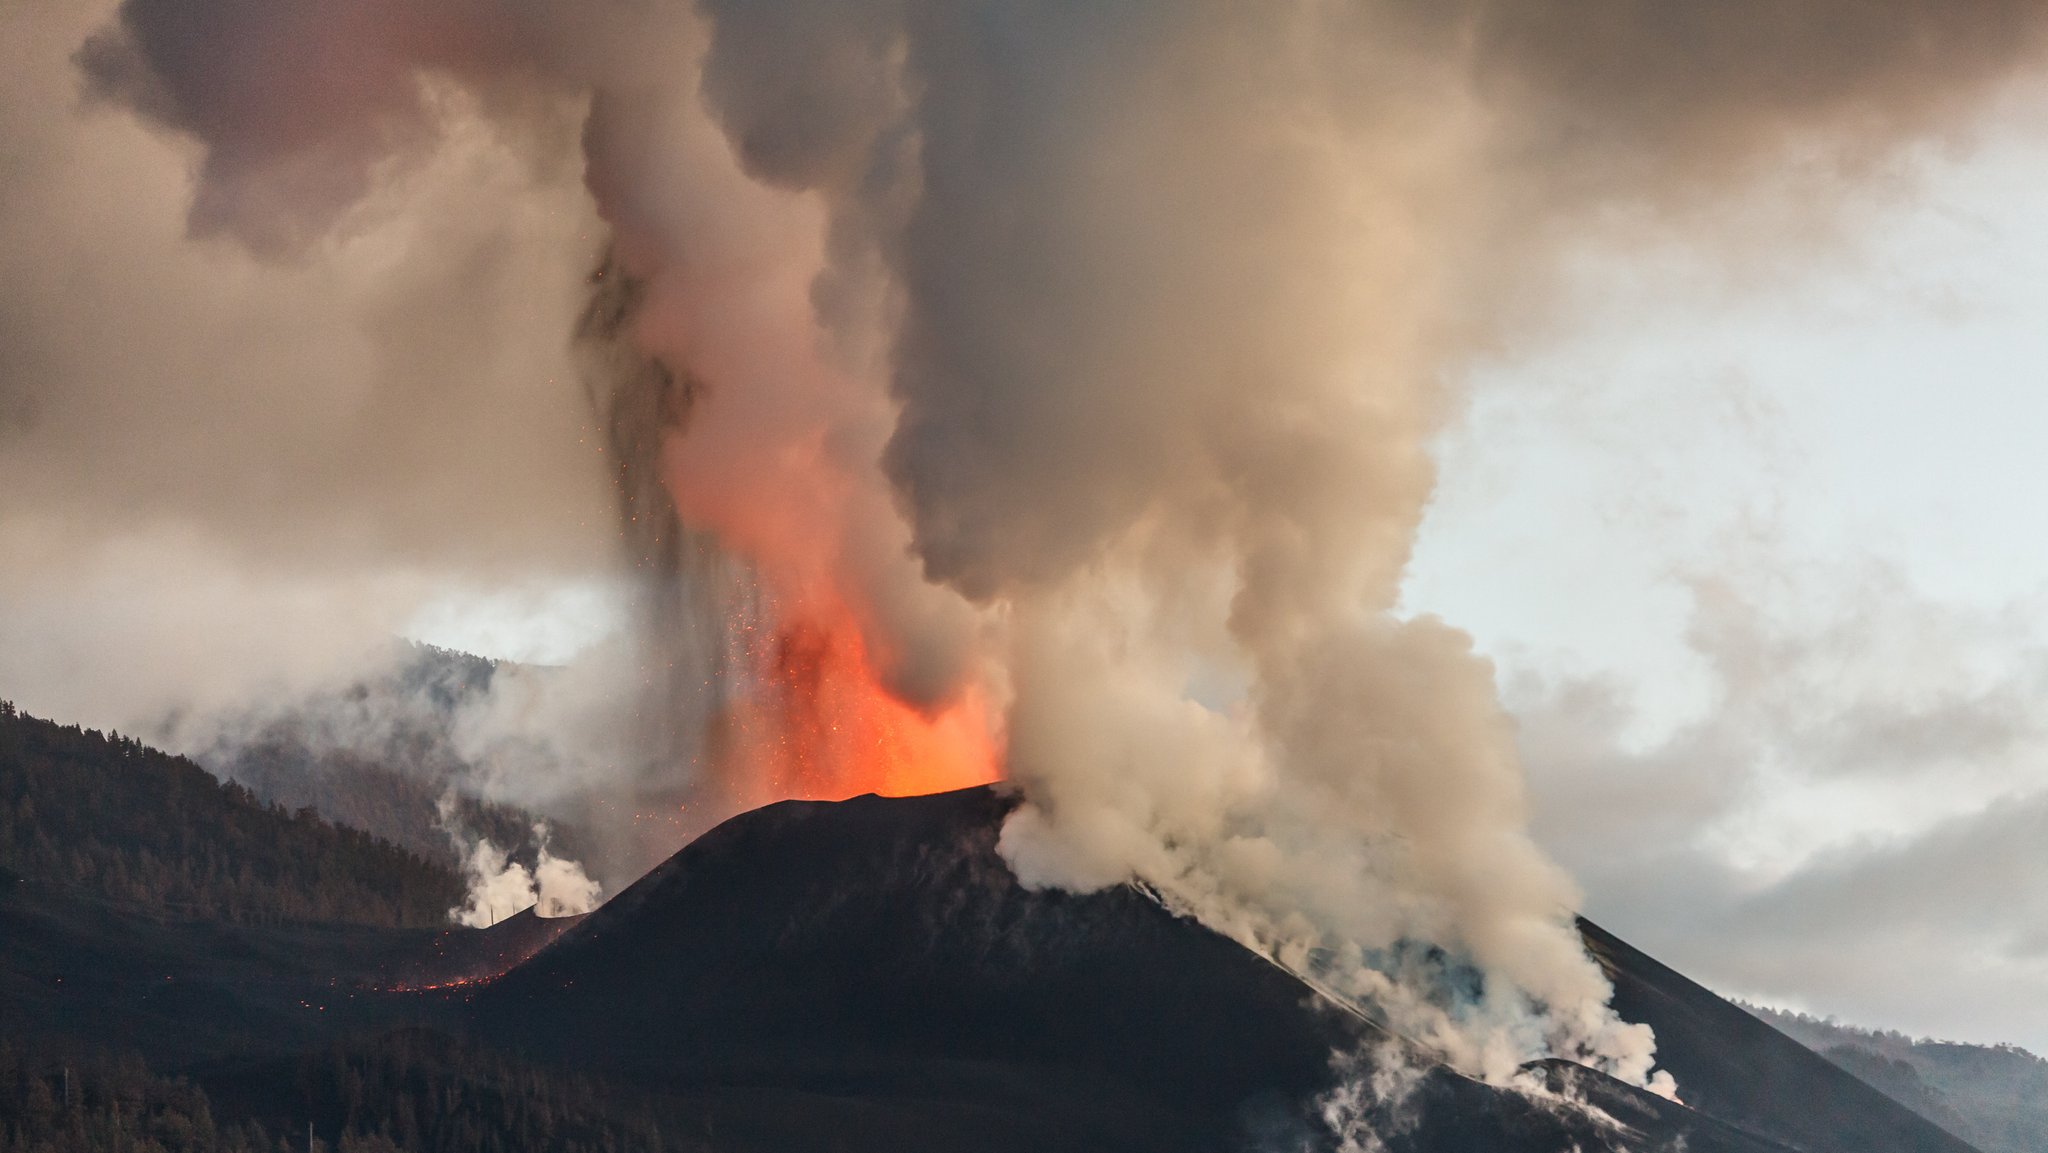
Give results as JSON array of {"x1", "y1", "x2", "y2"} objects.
[
  {"x1": 719, "y1": 598, "x2": 1000, "y2": 807},
  {"x1": 649, "y1": 337, "x2": 1004, "y2": 806}
]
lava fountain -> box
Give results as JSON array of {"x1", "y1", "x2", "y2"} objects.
[
  {"x1": 717, "y1": 596, "x2": 1002, "y2": 807},
  {"x1": 659, "y1": 402, "x2": 1003, "y2": 808},
  {"x1": 591, "y1": 178, "x2": 1005, "y2": 811}
]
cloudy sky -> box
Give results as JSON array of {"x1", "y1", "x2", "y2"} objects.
[
  {"x1": 7, "y1": 0, "x2": 2048, "y2": 1059},
  {"x1": 0, "y1": 0, "x2": 614, "y2": 720},
  {"x1": 1409, "y1": 100, "x2": 2048, "y2": 1049}
]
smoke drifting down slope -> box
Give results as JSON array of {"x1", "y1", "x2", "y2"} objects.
[{"x1": 76, "y1": 0, "x2": 2048, "y2": 1089}]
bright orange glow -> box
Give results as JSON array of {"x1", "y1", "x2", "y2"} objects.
[
  {"x1": 638, "y1": 203, "x2": 1005, "y2": 807},
  {"x1": 718, "y1": 594, "x2": 1002, "y2": 807},
  {"x1": 658, "y1": 417, "x2": 1003, "y2": 807}
]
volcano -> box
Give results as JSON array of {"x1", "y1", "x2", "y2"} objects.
[
  {"x1": 462, "y1": 786, "x2": 1973, "y2": 1153},
  {"x1": 0, "y1": 711, "x2": 1982, "y2": 1152}
]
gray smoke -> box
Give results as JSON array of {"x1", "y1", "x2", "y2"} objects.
[{"x1": 570, "y1": 251, "x2": 751, "y2": 807}]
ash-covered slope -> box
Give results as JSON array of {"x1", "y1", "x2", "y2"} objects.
[
  {"x1": 480, "y1": 788, "x2": 1361, "y2": 1151},
  {"x1": 1584, "y1": 920, "x2": 1978, "y2": 1153},
  {"x1": 475, "y1": 785, "x2": 1952, "y2": 1153},
  {"x1": 0, "y1": 862, "x2": 576, "y2": 1068}
]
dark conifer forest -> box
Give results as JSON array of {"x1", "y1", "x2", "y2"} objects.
[
  {"x1": 0, "y1": 700, "x2": 691, "y2": 1153},
  {"x1": 0, "y1": 1036, "x2": 685, "y2": 1153},
  {"x1": 0, "y1": 702, "x2": 462, "y2": 928}
]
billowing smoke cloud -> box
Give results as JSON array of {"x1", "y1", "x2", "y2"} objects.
[
  {"x1": 54, "y1": 0, "x2": 2048, "y2": 1102},
  {"x1": 0, "y1": 0, "x2": 609, "y2": 742}
]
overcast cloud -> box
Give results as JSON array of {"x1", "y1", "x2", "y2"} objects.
[{"x1": 0, "y1": 0, "x2": 612, "y2": 725}]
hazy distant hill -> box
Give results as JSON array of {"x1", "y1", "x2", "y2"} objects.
[
  {"x1": 189, "y1": 642, "x2": 592, "y2": 876},
  {"x1": 0, "y1": 699, "x2": 461, "y2": 928},
  {"x1": 1746, "y1": 1004, "x2": 2048, "y2": 1153}
]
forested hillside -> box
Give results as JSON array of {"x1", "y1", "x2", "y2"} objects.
[
  {"x1": 0, "y1": 1033, "x2": 685, "y2": 1153},
  {"x1": 0, "y1": 702, "x2": 462, "y2": 928},
  {"x1": 0, "y1": 1042, "x2": 261, "y2": 1153}
]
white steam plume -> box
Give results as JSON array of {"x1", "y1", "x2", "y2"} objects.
[
  {"x1": 448, "y1": 837, "x2": 538, "y2": 929},
  {"x1": 441, "y1": 794, "x2": 603, "y2": 926},
  {"x1": 531, "y1": 838, "x2": 607, "y2": 918},
  {"x1": 75, "y1": 0, "x2": 2048, "y2": 1093}
]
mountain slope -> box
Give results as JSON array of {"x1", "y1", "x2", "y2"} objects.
[
  {"x1": 0, "y1": 710, "x2": 1994, "y2": 1153},
  {"x1": 188, "y1": 642, "x2": 594, "y2": 875},
  {"x1": 476, "y1": 786, "x2": 1956, "y2": 1153},
  {"x1": 0, "y1": 701, "x2": 461, "y2": 927},
  {"x1": 480, "y1": 788, "x2": 1356, "y2": 1152},
  {"x1": 1582, "y1": 918, "x2": 1974, "y2": 1153}
]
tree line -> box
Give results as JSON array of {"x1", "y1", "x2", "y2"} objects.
[
  {"x1": 0, "y1": 1034, "x2": 688, "y2": 1153},
  {"x1": 0, "y1": 703, "x2": 463, "y2": 928}
]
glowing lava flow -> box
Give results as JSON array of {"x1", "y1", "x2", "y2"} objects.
[{"x1": 380, "y1": 975, "x2": 499, "y2": 995}]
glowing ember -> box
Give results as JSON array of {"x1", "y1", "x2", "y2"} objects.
[{"x1": 380, "y1": 975, "x2": 499, "y2": 995}]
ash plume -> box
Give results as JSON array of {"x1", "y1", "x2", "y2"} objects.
[
  {"x1": 70, "y1": 0, "x2": 2048, "y2": 1100},
  {"x1": 571, "y1": 250, "x2": 754, "y2": 807}
]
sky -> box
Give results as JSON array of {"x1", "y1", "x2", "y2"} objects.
[
  {"x1": 8, "y1": 0, "x2": 2048, "y2": 1063},
  {"x1": 1408, "y1": 103, "x2": 2048, "y2": 1048}
]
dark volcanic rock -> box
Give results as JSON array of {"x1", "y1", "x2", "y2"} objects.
[
  {"x1": 480, "y1": 787, "x2": 1362, "y2": 1151},
  {"x1": 0, "y1": 871, "x2": 575, "y2": 1065},
  {"x1": 1584, "y1": 918, "x2": 1977, "y2": 1153},
  {"x1": 474, "y1": 785, "x2": 1935, "y2": 1153},
  {"x1": 0, "y1": 776, "x2": 1986, "y2": 1153}
]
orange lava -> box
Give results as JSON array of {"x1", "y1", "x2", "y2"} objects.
[
  {"x1": 380, "y1": 975, "x2": 496, "y2": 995},
  {"x1": 718, "y1": 595, "x2": 1001, "y2": 808},
  {"x1": 645, "y1": 262, "x2": 1005, "y2": 807}
]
